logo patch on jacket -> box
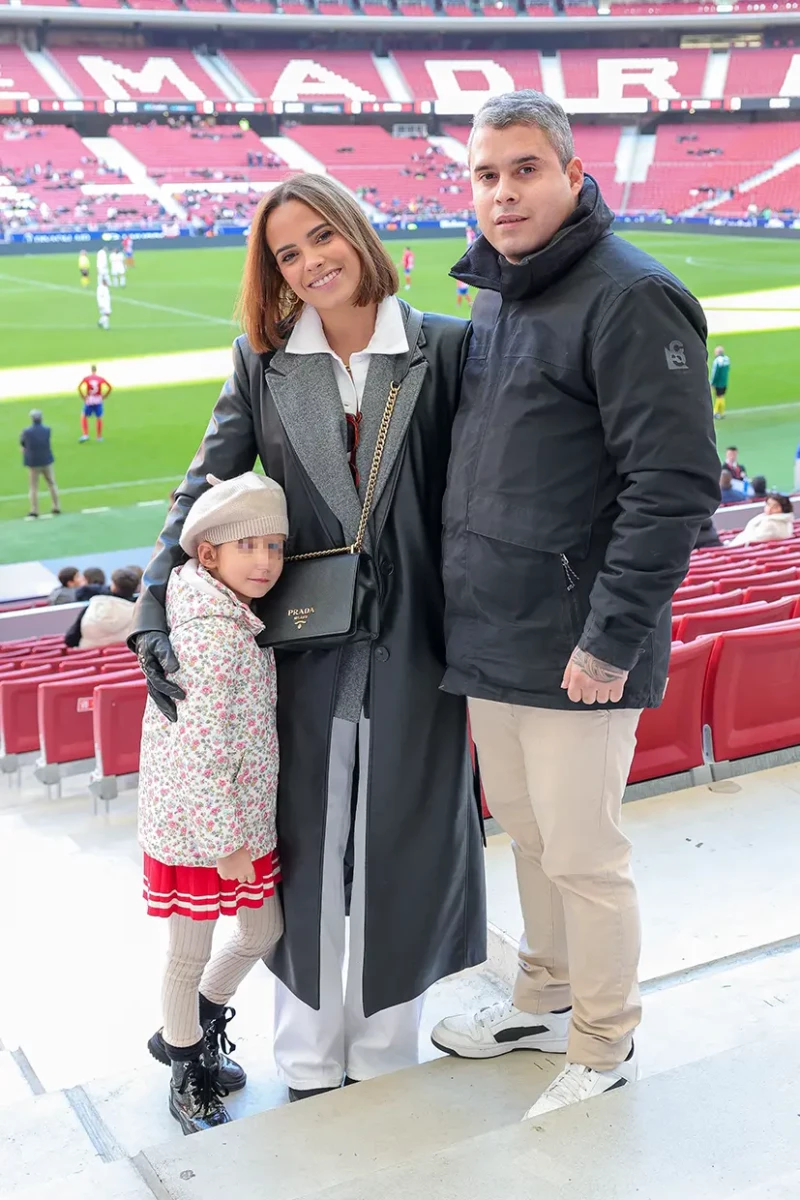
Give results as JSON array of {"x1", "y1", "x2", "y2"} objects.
[{"x1": 664, "y1": 340, "x2": 689, "y2": 371}]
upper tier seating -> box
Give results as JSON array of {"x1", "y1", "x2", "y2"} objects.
[{"x1": 108, "y1": 124, "x2": 286, "y2": 185}]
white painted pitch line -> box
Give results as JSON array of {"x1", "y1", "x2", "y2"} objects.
[
  {"x1": 81, "y1": 506, "x2": 111, "y2": 514},
  {"x1": 0, "y1": 475, "x2": 178, "y2": 503},
  {"x1": 0, "y1": 271, "x2": 237, "y2": 328},
  {"x1": 137, "y1": 499, "x2": 167, "y2": 507}
]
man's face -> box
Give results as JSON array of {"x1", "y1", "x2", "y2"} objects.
[
  {"x1": 725, "y1": 450, "x2": 737, "y2": 466},
  {"x1": 470, "y1": 124, "x2": 584, "y2": 263}
]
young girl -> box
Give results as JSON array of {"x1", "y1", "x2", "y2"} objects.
[{"x1": 138, "y1": 471, "x2": 288, "y2": 1135}]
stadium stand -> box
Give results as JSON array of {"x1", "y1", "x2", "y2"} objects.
[
  {"x1": 285, "y1": 125, "x2": 471, "y2": 215},
  {"x1": 49, "y1": 48, "x2": 226, "y2": 102},
  {"x1": 626, "y1": 122, "x2": 800, "y2": 215},
  {"x1": 627, "y1": 638, "x2": 713, "y2": 784},
  {"x1": 559, "y1": 48, "x2": 708, "y2": 101},
  {"x1": 222, "y1": 49, "x2": 392, "y2": 102},
  {"x1": 393, "y1": 50, "x2": 544, "y2": 101},
  {"x1": 108, "y1": 123, "x2": 286, "y2": 185},
  {"x1": 674, "y1": 597, "x2": 796, "y2": 643},
  {"x1": 0, "y1": 47, "x2": 60, "y2": 100}
]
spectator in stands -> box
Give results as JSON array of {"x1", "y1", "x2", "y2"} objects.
[
  {"x1": 20, "y1": 409, "x2": 60, "y2": 520},
  {"x1": 48, "y1": 566, "x2": 85, "y2": 606},
  {"x1": 729, "y1": 493, "x2": 795, "y2": 546},
  {"x1": 75, "y1": 566, "x2": 109, "y2": 602},
  {"x1": 64, "y1": 567, "x2": 139, "y2": 649},
  {"x1": 125, "y1": 565, "x2": 144, "y2": 594},
  {"x1": 138, "y1": 473, "x2": 287, "y2": 1135},
  {"x1": 132, "y1": 172, "x2": 483, "y2": 1105},
  {"x1": 723, "y1": 445, "x2": 746, "y2": 481},
  {"x1": 750, "y1": 475, "x2": 768, "y2": 501},
  {"x1": 720, "y1": 468, "x2": 747, "y2": 505},
  {"x1": 434, "y1": 89, "x2": 720, "y2": 1120}
]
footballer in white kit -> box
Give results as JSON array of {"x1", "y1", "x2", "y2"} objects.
[
  {"x1": 96, "y1": 280, "x2": 112, "y2": 330},
  {"x1": 110, "y1": 249, "x2": 127, "y2": 287},
  {"x1": 96, "y1": 246, "x2": 110, "y2": 285}
]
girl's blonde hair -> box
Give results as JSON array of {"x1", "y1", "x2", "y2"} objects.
[{"x1": 236, "y1": 174, "x2": 399, "y2": 353}]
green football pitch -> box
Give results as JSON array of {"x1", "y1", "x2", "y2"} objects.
[{"x1": 2, "y1": 231, "x2": 799, "y2": 564}]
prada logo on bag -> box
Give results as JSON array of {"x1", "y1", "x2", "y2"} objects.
[{"x1": 288, "y1": 607, "x2": 315, "y2": 630}]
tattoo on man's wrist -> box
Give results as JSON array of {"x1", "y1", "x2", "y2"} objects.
[{"x1": 572, "y1": 648, "x2": 626, "y2": 682}]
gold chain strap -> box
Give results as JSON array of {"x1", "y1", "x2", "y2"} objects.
[{"x1": 286, "y1": 380, "x2": 402, "y2": 563}]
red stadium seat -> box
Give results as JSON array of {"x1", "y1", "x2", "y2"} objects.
[
  {"x1": 675, "y1": 598, "x2": 794, "y2": 643},
  {"x1": 743, "y1": 581, "x2": 800, "y2": 605},
  {"x1": 628, "y1": 639, "x2": 715, "y2": 784},
  {"x1": 717, "y1": 568, "x2": 798, "y2": 594},
  {"x1": 36, "y1": 669, "x2": 142, "y2": 785},
  {"x1": 90, "y1": 680, "x2": 148, "y2": 807},
  {"x1": 703, "y1": 622, "x2": 800, "y2": 762},
  {"x1": 672, "y1": 591, "x2": 744, "y2": 615},
  {"x1": 0, "y1": 669, "x2": 98, "y2": 762},
  {"x1": 0, "y1": 662, "x2": 59, "y2": 681},
  {"x1": 673, "y1": 581, "x2": 715, "y2": 602}
]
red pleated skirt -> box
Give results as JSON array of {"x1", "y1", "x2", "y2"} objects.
[{"x1": 143, "y1": 851, "x2": 281, "y2": 920}]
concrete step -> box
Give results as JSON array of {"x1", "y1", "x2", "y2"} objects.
[
  {"x1": 0, "y1": 1048, "x2": 35, "y2": 1109},
  {"x1": 155, "y1": 1034, "x2": 795, "y2": 1200},
  {"x1": 3, "y1": 1159, "x2": 154, "y2": 1200},
  {"x1": 136, "y1": 1051, "x2": 566, "y2": 1200},
  {"x1": 0, "y1": 1090, "x2": 102, "y2": 1195}
]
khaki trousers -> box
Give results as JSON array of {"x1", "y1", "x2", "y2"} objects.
[
  {"x1": 469, "y1": 698, "x2": 643, "y2": 1071},
  {"x1": 28, "y1": 465, "x2": 59, "y2": 516}
]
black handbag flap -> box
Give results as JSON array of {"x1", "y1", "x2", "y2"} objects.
[{"x1": 255, "y1": 554, "x2": 361, "y2": 645}]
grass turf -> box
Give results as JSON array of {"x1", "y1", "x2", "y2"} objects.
[{"x1": 2, "y1": 232, "x2": 800, "y2": 563}]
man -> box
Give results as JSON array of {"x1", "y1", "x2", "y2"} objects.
[
  {"x1": 401, "y1": 245, "x2": 414, "y2": 290},
  {"x1": 96, "y1": 245, "x2": 110, "y2": 286},
  {"x1": 78, "y1": 248, "x2": 90, "y2": 288},
  {"x1": 96, "y1": 279, "x2": 112, "y2": 332},
  {"x1": 719, "y1": 468, "x2": 747, "y2": 505},
  {"x1": 78, "y1": 364, "x2": 111, "y2": 441},
  {"x1": 48, "y1": 566, "x2": 85, "y2": 605},
  {"x1": 20, "y1": 410, "x2": 60, "y2": 520},
  {"x1": 710, "y1": 345, "x2": 731, "y2": 419},
  {"x1": 122, "y1": 233, "x2": 135, "y2": 268},
  {"x1": 433, "y1": 91, "x2": 720, "y2": 1117},
  {"x1": 723, "y1": 445, "x2": 746, "y2": 482}
]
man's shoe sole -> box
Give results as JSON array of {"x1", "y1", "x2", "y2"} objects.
[{"x1": 430, "y1": 1035, "x2": 569, "y2": 1059}]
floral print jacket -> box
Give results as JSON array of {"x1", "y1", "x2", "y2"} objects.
[{"x1": 138, "y1": 560, "x2": 278, "y2": 867}]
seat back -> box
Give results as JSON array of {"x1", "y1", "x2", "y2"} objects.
[
  {"x1": 703, "y1": 621, "x2": 800, "y2": 761},
  {"x1": 672, "y1": 591, "x2": 744, "y2": 615},
  {"x1": 94, "y1": 681, "x2": 148, "y2": 778},
  {"x1": 673, "y1": 581, "x2": 715, "y2": 602},
  {"x1": 743, "y1": 580, "x2": 800, "y2": 605},
  {"x1": 628, "y1": 639, "x2": 715, "y2": 784},
  {"x1": 676, "y1": 598, "x2": 794, "y2": 643},
  {"x1": 0, "y1": 670, "x2": 95, "y2": 756},
  {"x1": 37, "y1": 670, "x2": 142, "y2": 766}
]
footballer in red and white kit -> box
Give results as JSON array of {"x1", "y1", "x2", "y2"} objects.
[
  {"x1": 402, "y1": 246, "x2": 415, "y2": 290},
  {"x1": 78, "y1": 365, "x2": 112, "y2": 443}
]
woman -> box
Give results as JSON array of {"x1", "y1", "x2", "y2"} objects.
[
  {"x1": 729, "y1": 493, "x2": 795, "y2": 547},
  {"x1": 132, "y1": 174, "x2": 486, "y2": 1104}
]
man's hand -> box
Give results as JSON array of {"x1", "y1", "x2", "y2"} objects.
[
  {"x1": 561, "y1": 648, "x2": 629, "y2": 706},
  {"x1": 217, "y1": 847, "x2": 255, "y2": 884}
]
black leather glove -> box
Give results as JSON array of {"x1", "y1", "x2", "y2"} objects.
[{"x1": 134, "y1": 631, "x2": 185, "y2": 723}]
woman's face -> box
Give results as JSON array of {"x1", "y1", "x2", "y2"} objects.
[
  {"x1": 266, "y1": 200, "x2": 363, "y2": 313},
  {"x1": 765, "y1": 497, "x2": 783, "y2": 516}
]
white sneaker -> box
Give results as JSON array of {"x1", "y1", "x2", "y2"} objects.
[
  {"x1": 431, "y1": 998, "x2": 570, "y2": 1059},
  {"x1": 524, "y1": 1045, "x2": 639, "y2": 1118}
]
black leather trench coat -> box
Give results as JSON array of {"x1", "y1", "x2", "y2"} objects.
[{"x1": 132, "y1": 303, "x2": 487, "y2": 1016}]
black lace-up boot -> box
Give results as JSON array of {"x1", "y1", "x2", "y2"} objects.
[
  {"x1": 169, "y1": 1049, "x2": 232, "y2": 1135},
  {"x1": 148, "y1": 996, "x2": 246, "y2": 1091}
]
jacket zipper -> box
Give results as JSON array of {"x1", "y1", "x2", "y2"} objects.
[{"x1": 561, "y1": 554, "x2": 579, "y2": 592}]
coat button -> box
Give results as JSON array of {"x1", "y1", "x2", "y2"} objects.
[{"x1": 374, "y1": 646, "x2": 390, "y2": 662}]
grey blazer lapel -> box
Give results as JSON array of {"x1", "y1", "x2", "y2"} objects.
[
  {"x1": 356, "y1": 315, "x2": 428, "y2": 519},
  {"x1": 266, "y1": 350, "x2": 362, "y2": 544}
]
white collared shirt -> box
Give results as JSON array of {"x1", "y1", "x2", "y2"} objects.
[{"x1": 284, "y1": 294, "x2": 409, "y2": 417}]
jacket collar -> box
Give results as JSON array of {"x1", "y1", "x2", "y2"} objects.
[
  {"x1": 175, "y1": 559, "x2": 265, "y2": 638},
  {"x1": 284, "y1": 294, "x2": 409, "y2": 359},
  {"x1": 450, "y1": 175, "x2": 614, "y2": 302}
]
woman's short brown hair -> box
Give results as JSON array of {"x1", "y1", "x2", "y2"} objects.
[{"x1": 236, "y1": 174, "x2": 399, "y2": 353}]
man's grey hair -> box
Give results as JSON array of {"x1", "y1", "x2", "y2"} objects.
[
  {"x1": 468, "y1": 90, "x2": 575, "y2": 171},
  {"x1": 30, "y1": 409, "x2": 43, "y2": 423}
]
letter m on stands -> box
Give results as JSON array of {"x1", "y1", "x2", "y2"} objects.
[{"x1": 77, "y1": 55, "x2": 207, "y2": 101}]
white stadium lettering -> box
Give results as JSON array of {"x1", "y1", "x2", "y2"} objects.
[
  {"x1": 779, "y1": 54, "x2": 800, "y2": 98},
  {"x1": 271, "y1": 59, "x2": 377, "y2": 103},
  {"x1": 596, "y1": 58, "x2": 681, "y2": 100},
  {"x1": 0, "y1": 63, "x2": 29, "y2": 101},
  {"x1": 425, "y1": 59, "x2": 516, "y2": 112},
  {"x1": 76, "y1": 55, "x2": 207, "y2": 102}
]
